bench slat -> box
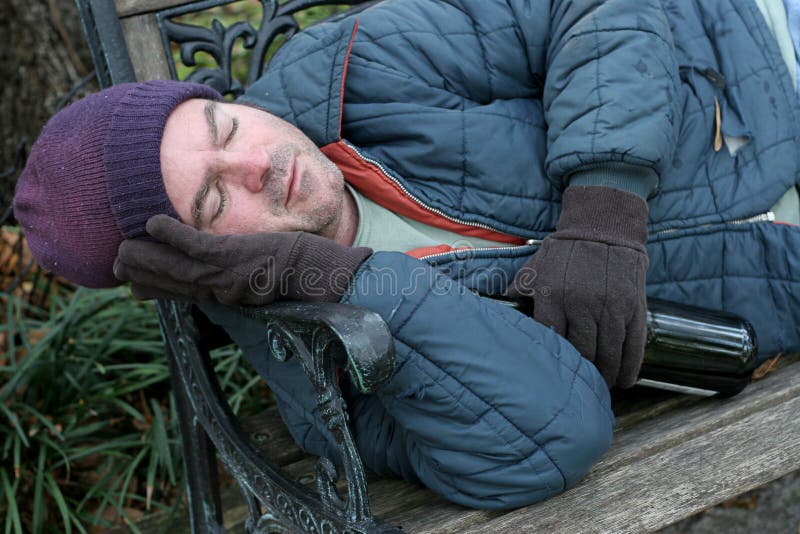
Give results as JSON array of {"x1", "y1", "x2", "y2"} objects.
[
  {"x1": 240, "y1": 405, "x2": 308, "y2": 467},
  {"x1": 612, "y1": 389, "x2": 704, "y2": 431},
  {"x1": 116, "y1": 0, "x2": 197, "y2": 18},
  {"x1": 119, "y1": 14, "x2": 172, "y2": 81}
]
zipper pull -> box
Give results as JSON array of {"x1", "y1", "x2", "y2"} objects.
[
  {"x1": 703, "y1": 67, "x2": 726, "y2": 89},
  {"x1": 714, "y1": 96, "x2": 723, "y2": 152}
]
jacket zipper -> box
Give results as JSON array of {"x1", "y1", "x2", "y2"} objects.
[
  {"x1": 422, "y1": 212, "x2": 776, "y2": 261},
  {"x1": 343, "y1": 141, "x2": 541, "y2": 262},
  {"x1": 653, "y1": 211, "x2": 775, "y2": 237},
  {"x1": 419, "y1": 239, "x2": 541, "y2": 261},
  {"x1": 343, "y1": 142, "x2": 777, "y2": 250},
  {"x1": 344, "y1": 140, "x2": 526, "y2": 237}
]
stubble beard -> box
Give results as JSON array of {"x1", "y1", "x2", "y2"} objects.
[
  {"x1": 306, "y1": 154, "x2": 344, "y2": 239},
  {"x1": 264, "y1": 143, "x2": 344, "y2": 238}
]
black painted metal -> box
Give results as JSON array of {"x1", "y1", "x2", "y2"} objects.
[
  {"x1": 164, "y1": 331, "x2": 225, "y2": 534},
  {"x1": 156, "y1": 0, "x2": 377, "y2": 98},
  {"x1": 75, "y1": 0, "x2": 136, "y2": 86},
  {"x1": 75, "y1": 1, "x2": 401, "y2": 530},
  {"x1": 159, "y1": 300, "x2": 399, "y2": 533},
  {"x1": 239, "y1": 302, "x2": 395, "y2": 395}
]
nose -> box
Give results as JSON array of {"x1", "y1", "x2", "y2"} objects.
[{"x1": 221, "y1": 149, "x2": 268, "y2": 193}]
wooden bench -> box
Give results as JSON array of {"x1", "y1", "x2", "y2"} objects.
[
  {"x1": 75, "y1": 1, "x2": 800, "y2": 531},
  {"x1": 137, "y1": 351, "x2": 799, "y2": 532}
]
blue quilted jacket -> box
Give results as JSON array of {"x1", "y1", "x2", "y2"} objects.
[{"x1": 204, "y1": 0, "x2": 800, "y2": 510}]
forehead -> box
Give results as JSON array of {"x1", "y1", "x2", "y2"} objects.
[{"x1": 161, "y1": 98, "x2": 213, "y2": 150}]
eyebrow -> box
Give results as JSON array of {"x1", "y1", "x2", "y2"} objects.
[
  {"x1": 191, "y1": 101, "x2": 220, "y2": 228},
  {"x1": 204, "y1": 100, "x2": 219, "y2": 146}
]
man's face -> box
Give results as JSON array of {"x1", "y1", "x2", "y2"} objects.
[{"x1": 160, "y1": 99, "x2": 345, "y2": 237}]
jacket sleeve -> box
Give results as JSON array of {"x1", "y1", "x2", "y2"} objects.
[
  {"x1": 542, "y1": 0, "x2": 681, "y2": 199},
  {"x1": 341, "y1": 251, "x2": 614, "y2": 508}
]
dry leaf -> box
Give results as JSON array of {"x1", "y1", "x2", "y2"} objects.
[
  {"x1": 123, "y1": 506, "x2": 145, "y2": 522},
  {"x1": 131, "y1": 418, "x2": 150, "y2": 432},
  {"x1": 89, "y1": 504, "x2": 121, "y2": 534},
  {"x1": 146, "y1": 484, "x2": 154, "y2": 511},
  {"x1": 720, "y1": 494, "x2": 758, "y2": 510},
  {"x1": 752, "y1": 353, "x2": 782, "y2": 381},
  {"x1": 10, "y1": 328, "x2": 50, "y2": 362},
  {"x1": 0, "y1": 226, "x2": 33, "y2": 281}
]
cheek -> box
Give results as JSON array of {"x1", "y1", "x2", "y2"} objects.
[
  {"x1": 213, "y1": 191, "x2": 274, "y2": 235},
  {"x1": 226, "y1": 201, "x2": 266, "y2": 234}
]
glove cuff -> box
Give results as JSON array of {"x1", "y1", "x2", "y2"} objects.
[
  {"x1": 554, "y1": 185, "x2": 649, "y2": 251},
  {"x1": 285, "y1": 234, "x2": 373, "y2": 302}
]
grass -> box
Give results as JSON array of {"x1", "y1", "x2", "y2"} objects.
[{"x1": 0, "y1": 278, "x2": 269, "y2": 533}]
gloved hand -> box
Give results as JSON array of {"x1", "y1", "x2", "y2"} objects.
[
  {"x1": 113, "y1": 214, "x2": 372, "y2": 306},
  {"x1": 505, "y1": 185, "x2": 650, "y2": 388}
]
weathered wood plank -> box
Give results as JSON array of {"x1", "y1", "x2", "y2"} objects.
[
  {"x1": 119, "y1": 14, "x2": 172, "y2": 81},
  {"x1": 384, "y1": 360, "x2": 800, "y2": 533},
  {"x1": 612, "y1": 388, "x2": 703, "y2": 431},
  {"x1": 143, "y1": 356, "x2": 800, "y2": 532},
  {"x1": 593, "y1": 356, "x2": 800, "y2": 479},
  {"x1": 272, "y1": 457, "x2": 441, "y2": 519},
  {"x1": 240, "y1": 405, "x2": 307, "y2": 467},
  {"x1": 116, "y1": 0, "x2": 197, "y2": 18},
  {"x1": 608, "y1": 351, "x2": 795, "y2": 430},
  {"x1": 226, "y1": 356, "x2": 800, "y2": 531}
]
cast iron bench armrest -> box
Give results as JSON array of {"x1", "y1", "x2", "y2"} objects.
[
  {"x1": 157, "y1": 299, "x2": 400, "y2": 533},
  {"x1": 236, "y1": 301, "x2": 395, "y2": 394}
]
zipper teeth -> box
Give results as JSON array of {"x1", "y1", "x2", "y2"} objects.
[
  {"x1": 420, "y1": 240, "x2": 541, "y2": 261},
  {"x1": 654, "y1": 211, "x2": 775, "y2": 237},
  {"x1": 344, "y1": 141, "x2": 542, "y2": 261},
  {"x1": 423, "y1": 211, "x2": 776, "y2": 259},
  {"x1": 346, "y1": 142, "x2": 776, "y2": 251},
  {"x1": 345, "y1": 141, "x2": 514, "y2": 235}
]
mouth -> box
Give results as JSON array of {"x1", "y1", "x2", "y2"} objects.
[{"x1": 284, "y1": 157, "x2": 299, "y2": 208}]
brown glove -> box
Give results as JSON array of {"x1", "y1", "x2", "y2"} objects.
[
  {"x1": 505, "y1": 185, "x2": 649, "y2": 388},
  {"x1": 113, "y1": 214, "x2": 372, "y2": 306}
]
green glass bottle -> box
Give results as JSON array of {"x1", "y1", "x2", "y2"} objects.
[
  {"x1": 486, "y1": 295, "x2": 759, "y2": 397},
  {"x1": 638, "y1": 298, "x2": 758, "y2": 397}
]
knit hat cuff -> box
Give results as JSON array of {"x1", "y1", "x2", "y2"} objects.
[{"x1": 104, "y1": 80, "x2": 222, "y2": 239}]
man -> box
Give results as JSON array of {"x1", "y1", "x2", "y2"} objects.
[{"x1": 13, "y1": 0, "x2": 800, "y2": 510}]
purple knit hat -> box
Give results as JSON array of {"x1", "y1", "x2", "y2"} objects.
[{"x1": 13, "y1": 80, "x2": 221, "y2": 288}]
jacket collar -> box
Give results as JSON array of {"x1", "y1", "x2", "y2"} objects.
[{"x1": 238, "y1": 18, "x2": 359, "y2": 146}]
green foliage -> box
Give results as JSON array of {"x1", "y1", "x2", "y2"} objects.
[
  {"x1": 172, "y1": 1, "x2": 350, "y2": 91},
  {"x1": 0, "y1": 284, "x2": 269, "y2": 532}
]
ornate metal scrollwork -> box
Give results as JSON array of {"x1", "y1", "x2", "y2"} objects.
[
  {"x1": 156, "y1": 0, "x2": 376, "y2": 98},
  {"x1": 157, "y1": 300, "x2": 399, "y2": 533},
  {"x1": 261, "y1": 318, "x2": 371, "y2": 525}
]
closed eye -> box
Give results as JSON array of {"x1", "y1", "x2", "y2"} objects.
[
  {"x1": 225, "y1": 117, "x2": 239, "y2": 146},
  {"x1": 213, "y1": 180, "x2": 227, "y2": 221}
]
